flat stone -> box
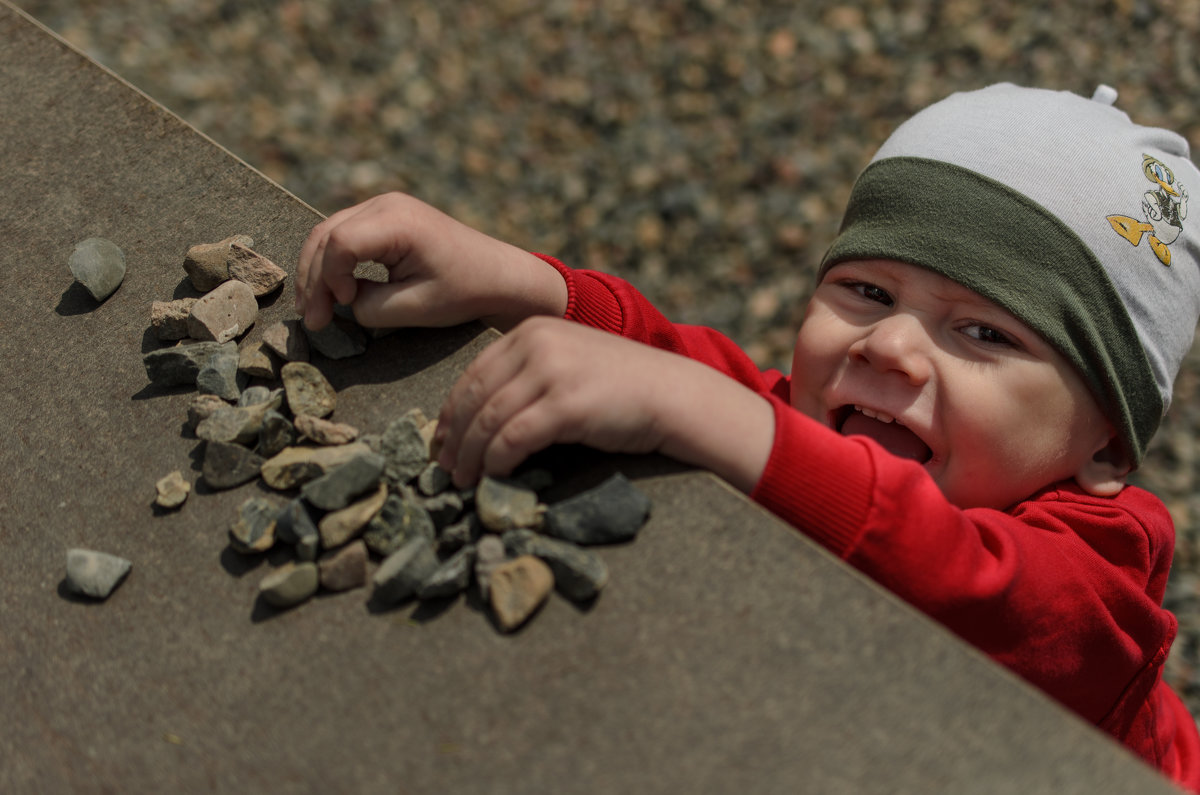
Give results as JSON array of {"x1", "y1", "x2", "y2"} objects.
[
  {"x1": 256, "y1": 410, "x2": 296, "y2": 458},
  {"x1": 300, "y1": 451, "x2": 385, "y2": 511},
  {"x1": 228, "y1": 242, "x2": 286, "y2": 296},
  {"x1": 304, "y1": 316, "x2": 369, "y2": 360},
  {"x1": 318, "y1": 540, "x2": 369, "y2": 592},
  {"x1": 187, "y1": 279, "x2": 259, "y2": 343},
  {"x1": 318, "y1": 481, "x2": 388, "y2": 550},
  {"x1": 68, "y1": 237, "x2": 125, "y2": 302},
  {"x1": 238, "y1": 341, "x2": 279, "y2": 380},
  {"x1": 201, "y1": 440, "x2": 264, "y2": 490},
  {"x1": 64, "y1": 548, "x2": 131, "y2": 600},
  {"x1": 196, "y1": 404, "x2": 272, "y2": 445},
  {"x1": 195, "y1": 346, "x2": 246, "y2": 401},
  {"x1": 417, "y1": 462, "x2": 452, "y2": 496},
  {"x1": 238, "y1": 385, "x2": 274, "y2": 407},
  {"x1": 371, "y1": 537, "x2": 440, "y2": 608},
  {"x1": 259, "y1": 442, "x2": 371, "y2": 490},
  {"x1": 294, "y1": 414, "x2": 360, "y2": 446},
  {"x1": 150, "y1": 298, "x2": 196, "y2": 341},
  {"x1": 542, "y1": 472, "x2": 651, "y2": 545},
  {"x1": 262, "y1": 319, "x2": 310, "y2": 363},
  {"x1": 417, "y1": 544, "x2": 476, "y2": 600},
  {"x1": 281, "y1": 361, "x2": 336, "y2": 419},
  {"x1": 503, "y1": 529, "x2": 609, "y2": 602},
  {"x1": 474, "y1": 534, "x2": 507, "y2": 602},
  {"x1": 475, "y1": 476, "x2": 545, "y2": 533},
  {"x1": 363, "y1": 493, "x2": 437, "y2": 557},
  {"x1": 228, "y1": 497, "x2": 278, "y2": 554},
  {"x1": 154, "y1": 470, "x2": 190, "y2": 510},
  {"x1": 258, "y1": 561, "x2": 319, "y2": 608},
  {"x1": 275, "y1": 497, "x2": 321, "y2": 561},
  {"x1": 182, "y1": 234, "x2": 253, "y2": 292},
  {"x1": 380, "y1": 411, "x2": 432, "y2": 485},
  {"x1": 489, "y1": 555, "x2": 554, "y2": 632},
  {"x1": 143, "y1": 340, "x2": 231, "y2": 387}
]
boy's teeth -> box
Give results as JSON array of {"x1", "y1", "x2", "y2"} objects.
[{"x1": 855, "y1": 405, "x2": 896, "y2": 424}]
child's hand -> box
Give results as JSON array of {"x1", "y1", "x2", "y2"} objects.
[
  {"x1": 294, "y1": 192, "x2": 567, "y2": 332},
  {"x1": 435, "y1": 317, "x2": 776, "y2": 492}
]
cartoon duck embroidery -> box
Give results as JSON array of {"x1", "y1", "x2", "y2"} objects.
[{"x1": 1107, "y1": 154, "x2": 1189, "y2": 266}]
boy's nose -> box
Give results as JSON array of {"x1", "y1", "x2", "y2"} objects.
[{"x1": 849, "y1": 313, "x2": 933, "y2": 385}]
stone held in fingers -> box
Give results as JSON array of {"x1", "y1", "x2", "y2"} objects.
[
  {"x1": 187, "y1": 279, "x2": 259, "y2": 343},
  {"x1": 542, "y1": 472, "x2": 651, "y2": 545},
  {"x1": 150, "y1": 298, "x2": 196, "y2": 340},
  {"x1": 300, "y1": 451, "x2": 385, "y2": 511},
  {"x1": 372, "y1": 536, "x2": 440, "y2": 608},
  {"x1": 182, "y1": 234, "x2": 253, "y2": 292},
  {"x1": 304, "y1": 316, "x2": 369, "y2": 360},
  {"x1": 503, "y1": 529, "x2": 609, "y2": 602},
  {"x1": 202, "y1": 440, "x2": 264, "y2": 490},
  {"x1": 259, "y1": 442, "x2": 371, "y2": 490},
  {"x1": 68, "y1": 237, "x2": 125, "y2": 302},
  {"x1": 64, "y1": 548, "x2": 132, "y2": 600},
  {"x1": 154, "y1": 470, "x2": 190, "y2": 510},
  {"x1": 475, "y1": 476, "x2": 545, "y2": 532},
  {"x1": 259, "y1": 561, "x2": 319, "y2": 608},
  {"x1": 143, "y1": 340, "x2": 231, "y2": 387},
  {"x1": 228, "y1": 242, "x2": 287, "y2": 296},
  {"x1": 318, "y1": 540, "x2": 369, "y2": 592},
  {"x1": 229, "y1": 497, "x2": 279, "y2": 554},
  {"x1": 281, "y1": 361, "x2": 336, "y2": 419},
  {"x1": 489, "y1": 555, "x2": 554, "y2": 632},
  {"x1": 295, "y1": 414, "x2": 360, "y2": 446},
  {"x1": 318, "y1": 481, "x2": 388, "y2": 550},
  {"x1": 262, "y1": 319, "x2": 310, "y2": 363}
]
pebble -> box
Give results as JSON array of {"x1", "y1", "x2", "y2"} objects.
[
  {"x1": 473, "y1": 534, "x2": 507, "y2": 601},
  {"x1": 304, "y1": 316, "x2": 369, "y2": 359},
  {"x1": 371, "y1": 536, "x2": 440, "y2": 608},
  {"x1": 489, "y1": 555, "x2": 554, "y2": 632},
  {"x1": 422, "y1": 490, "x2": 464, "y2": 529},
  {"x1": 227, "y1": 242, "x2": 287, "y2": 296},
  {"x1": 318, "y1": 481, "x2": 388, "y2": 549},
  {"x1": 259, "y1": 442, "x2": 371, "y2": 490},
  {"x1": 195, "y1": 404, "x2": 271, "y2": 445},
  {"x1": 363, "y1": 493, "x2": 436, "y2": 557},
  {"x1": 238, "y1": 341, "x2": 280, "y2": 380},
  {"x1": 300, "y1": 451, "x2": 386, "y2": 511},
  {"x1": 238, "y1": 385, "x2": 276, "y2": 407},
  {"x1": 202, "y1": 440, "x2": 264, "y2": 490},
  {"x1": 262, "y1": 319, "x2": 310, "y2": 363},
  {"x1": 379, "y1": 411, "x2": 430, "y2": 484},
  {"x1": 228, "y1": 497, "x2": 278, "y2": 554},
  {"x1": 186, "y1": 393, "x2": 230, "y2": 429},
  {"x1": 150, "y1": 298, "x2": 196, "y2": 340},
  {"x1": 503, "y1": 529, "x2": 609, "y2": 602},
  {"x1": 258, "y1": 561, "x2": 319, "y2": 608},
  {"x1": 475, "y1": 476, "x2": 545, "y2": 533},
  {"x1": 68, "y1": 237, "x2": 125, "y2": 302},
  {"x1": 275, "y1": 497, "x2": 321, "y2": 561},
  {"x1": 437, "y1": 515, "x2": 478, "y2": 555},
  {"x1": 187, "y1": 279, "x2": 259, "y2": 343},
  {"x1": 154, "y1": 470, "x2": 190, "y2": 510},
  {"x1": 182, "y1": 234, "x2": 252, "y2": 292},
  {"x1": 64, "y1": 548, "x2": 131, "y2": 599},
  {"x1": 143, "y1": 340, "x2": 233, "y2": 387},
  {"x1": 417, "y1": 544, "x2": 476, "y2": 600},
  {"x1": 294, "y1": 414, "x2": 359, "y2": 446},
  {"x1": 417, "y1": 461, "x2": 452, "y2": 496},
  {"x1": 256, "y1": 410, "x2": 296, "y2": 458},
  {"x1": 195, "y1": 345, "x2": 245, "y2": 401},
  {"x1": 318, "y1": 540, "x2": 369, "y2": 592},
  {"x1": 542, "y1": 473, "x2": 651, "y2": 545},
  {"x1": 280, "y1": 361, "x2": 336, "y2": 418}
]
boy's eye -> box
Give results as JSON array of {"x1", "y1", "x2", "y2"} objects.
[
  {"x1": 962, "y1": 324, "x2": 1015, "y2": 347},
  {"x1": 850, "y1": 282, "x2": 893, "y2": 306}
]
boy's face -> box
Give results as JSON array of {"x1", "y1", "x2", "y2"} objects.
[{"x1": 790, "y1": 259, "x2": 1114, "y2": 510}]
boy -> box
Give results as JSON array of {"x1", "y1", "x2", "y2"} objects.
[{"x1": 295, "y1": 84, "x2": 1200, "y2": 789}]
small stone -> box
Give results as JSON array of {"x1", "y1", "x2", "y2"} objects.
[
  {"x1": 422, "y1": 490, "x2": 464, "y2": 529},
  {"x1": 379, "y1": 411, "x2": 430, "y2": 485},
  {"x1": 417, "y1": 462, "x2": 452, "y2": 496},
  {"x1": 143, "y1": 340, "x2": 231, "y2": 387},
  {"x1": 256, "y1": 410, "x2": 296, "y2": 458},
  {"x1": 150, "y1": 298, "x2": 197, "y2": 340},
  {"x1": 238, "y1": 341, "x2": 279, "y2": 380},
  {"x1": 68, "y1": 237, "x2": 125, "y2": 302},
  {"x1": 542, "y1": 473, "x2": 651, "y2": 545},
  {"x1": 474, "y1": 534, "x2": 507, "y2": 601},
  {"x1": 318, "y1": 540, "x2": 369, "y2": 592},
  {"x1": 186, "y1": 393, "x2": 230, "y2": 429},
  {"x1": 503, "y1": 529, "x2": 609, "y2": 602},
  {"x1": 201, "y1": 440, "x2": 264, "y2": 490},
  {"x1": 318, "y1": 481, "x2": 388, "y2": 549},
  {"x1": 281, "y1": 362, "x2": 336, "y2": 419},
  {"x1": 259, "y1": 442, "x2": 371, "y2": 490},
  {"x1": 154, "y1": 470, "x2": 190, "y2": 510},
  {"x1": 65, "y1": 548, "x2": 131, "y2": 599},
  {"x1": 304, "y1": 316, "x2": 369, "y2": 360},
  {"x1": 294, "y1": 414, "x2": 360, "y2": 446},
  {"x1": 182, "y1": 235, "x2": 252, "y2": 292},
  {"x1": 187, "y1": 280, "x2": 258, "y2": 343},
  {"x1": 228, "y1": 242, "x2": 286, "y2": 296},
  {"x1": 275, "y1": 497, "x2": 321, "y2": 560},
  {"x1": 258, "y1": 561, "x2": 319, "y2": 608},
  {"x1": 238, "y1": 385, "x2": 274, "y2": 407},
  {"x1": 363, "y1": 493, "x2": 437, "y2": 556},
  {"x1": 262, "y1": 319, "x2": 310, "y2": 363},
  {"x1": 195, "y1": 404, "x2": 271, "y2": 445},
  {"x1": 437, "y1": 515, "x2": 479, "y2": 555},
  {"x1": 475, "y1": 476, "x2": 545, "y2": 532},
  {"x1": 417, "y1": 544, "x2": 476, "y2": 600},
  {"x1": 301, "y1": 451, "x2": 385, "y2": 511},
  {"x1": 196, "y1": 346, "x2": 246, "y2": 401},
  {"x1": 489, "y1": 556, "x2": 554, "y2": 632},
  {"x1": 228, "y1": 497, "x2": 278, "y2": 554},
  {"x1": 371, "y1": 537, "x2": 440, "y2": 608}
]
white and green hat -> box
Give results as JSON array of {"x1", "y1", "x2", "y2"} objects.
[{"x1": 821, "y1": 83, "x2": 1200, "y2": 466}]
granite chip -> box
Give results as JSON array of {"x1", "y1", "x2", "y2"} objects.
[
  {"x1": 227, "y1": 242, "x2": 287, "y2": 296},
  {"x1": 64, "y1": 548, "x2": 131, "y2": 599},
  {"x1": 281, "y1": 361, "x2": 336, "y2": 418},
  {"x1": 300, "y1": 451, "x2": 386, "y2": 511},
  {"x1": 229, "y1": 497, "x2": 278, "y2": 554},
  {"x1": 259, "y1": 561, "x2": 319, "y2": 608},
  {"x1": 542, "y1": 472, "x2": 651, "y2": 545},
  {"x1": 371, "y1": 536, "x2": 440, "y2": 608},
  {"x1": 187, "y1": 279, "x2": 259, "y2": 343},
  {"x1": 363, "y1": 492, "x2": 437, "y2": 556},
  {"x1": 489, "y1": 555, "x2": 554, "y2": 632},
  {"x1": 201, "y1": 440, "x2": 264, "y2": 490},
  {"x1": 150, "y1": 297, "x2": 196, "y2": 340},
  {"x1": 294, "y1": 414, "x2": 360, "y2": 446},
  {"x1": 154, "y1": 470, "x2": 190, "y2": 510},
  {"x1": 318, "y1": 540, "x2": 369, "y2": 592},
  {"x1": 262, "y1": 319, "x2": 310, "y2": 362},
  {"x1": 379, "y1": 411, "x2": 430, "y2": 484},
  {"x1": 195, "y1": 345, "x2": 245, "y2": 401},
  {"x1": 475, "y1": 476, "x2": 545, "y2": 532},
  {"x1": 68, "y1": 237, "x2": 126, "y2": 302}
]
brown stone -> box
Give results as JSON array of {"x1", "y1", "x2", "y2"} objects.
[
  {"x1": 294, "y1": 414, "x2": 359, "y2": 446},
  {"x1": 186, "y1": 393, "x2": 230, "y2": 430},
  {"x1": 318, "y1": 540, "x2": 369, "y2": 592},
  {"x1": 153, "y1": 470, "x2": 190, "y2": 510},
  {"x1": 228, "y1": 242, "x2": 287, "y2": 296},
  {"x1": 281, "y1": 361, "x2": 336, "y2": 418},
  {"x1": 258, "y1": 562, "x2": 319, "y2": 608},
  {"x1": 475, "y1": 476, "x2": 545, "y2": 532},
  {"x1": 182, "y1": 234, "x2": 253, "y2": 292},
  {"x1": 318, "y1": 481, "x2": 388, "y2": 549},
  {"x1": 150, "y1": 297, "x2": 196, "y2": 341},
  {"x1": 489, "y1": 555, "x2": 554, "y2": 632},
  {"x1": 187, "y1": 279, "x2": 259, "y2": 343},
  {"x1": 262, "y1": 319, "x2": 310, "y2": 363},
  {"x1": 238, "y1": 340, "x2": 279, "y2": 380},
  {"x1": 260, "y1": 442, "x2": 373, "y2": 490}
]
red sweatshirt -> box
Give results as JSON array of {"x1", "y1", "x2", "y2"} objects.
[{"x1": 539, "y1": 254, "x2": 1200, "y2": 790}]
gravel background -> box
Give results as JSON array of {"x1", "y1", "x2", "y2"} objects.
[{"x1": 15, "y1": 0, "x2": 1200, "y2": 720}]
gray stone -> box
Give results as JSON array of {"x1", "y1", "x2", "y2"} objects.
[
  {"x1": 417, "y1": 462, "x2": 452, "y2": 496},
  {"x1": 304, "y1": 316, "x2": 369, "y2": 360},
  {"x1": 294, "y1": 414, "x2": 359, "y2": 446},
  {"x1": 201, "y1": 440, "x2": 264, "y2": 490},
  {"x1": 182, "y1": 234, "x2": 253, "y2": 292},
  {"x1": 300, "y1": 451, "x2": 386, "y2": 511},
  {"x1": 143, "y1": 340, "x2": 230, "y2": 387},
  {"x1": 371, "y1": 536, "x2": 440, "y2": 608},
  {"x1": 363, "y1": 493, "x2": 437, "y2": 557},
  {"x1": 422, "y1": 491, "x2": 464, "y2": 529},
  {"x1": 502, "y1": 529, "x2": 609, "y2": 602},
  {"x1": 258, "y1": 562, "x2": 319, "y2": 608},
  {"x1": 228, "y1": 497, "x2": 278, "y2": 554},
  {"x1": 227, "y1": 242, "x2": 286, "y2": 296},
  {"x1": 187, "y1": 279, "x2": 258, "y2": 343},
  {"x1": 489, "y1": 555, "x2": 554, "y2": 632},
  {"x1": 318, "y1": 482, "x2": 388, "y2": 550},
  {"x1": 416, "y1": 544, "x2": 476, "y2": 600},
  {"x1": 280, "y1": 361, "x2": 336, "y2": 419},
  {"x1": 259, "y1": 442, "x2": 371, "y2": 490},
  {"x1": 150, "y1": 298, "x2": 196, "y2": 340},
  {"x1": 196, "y1": 346, "x2": 245, "y2": 401},
  {"x1": 238, "y1": 385, "x2": 273, "y2": 408},
  {"x1": 186, "y1": 393, "x2": 230, "y2": 430},
  {"x1": 262, "y1": 319, "x2": 310, "y2": 363},
  {"x1": 379, "y1": 411, "x2": 430, "y2": 485},
  {"x1": 64, "y1": 548, "x2": 131, "y2": 600},
  {"x1": 318, "y1": 540, "x2": 369, "y2": 592},
  {"x1": 474, "y1": 534, "x2": 507, "y2": 601},
  {"x1": 237, "y1": 340, "x2": 280, "y2": 380},
  {"x1": 475, "y1": 476, "x2": 545, "y2": 533},
  {"x1": 542, "y1": 473, "x2": 651, "y2": 545},
  {"x1": 68, "y1": 237, "x2": 125, "y2": 302},
  {"x1": 275, "y1": 497, "x2": 321, "y2": 551},
  {"x1": 154, "y1": 470, "x2": 190, "y2": 510},
  {"x1": 256, "y1": 410, "x2": 296, "y2": 458},
  {"x1": 195, "y1": 405, "x2": 267, "y2": 445},
  {"x1": 437, "y1": 515, "x2": 479, "y2": 555}
]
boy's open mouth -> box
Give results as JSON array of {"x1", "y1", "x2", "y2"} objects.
[{"x1": 836, "y1": 405, "x2": 932, "y2": 464}]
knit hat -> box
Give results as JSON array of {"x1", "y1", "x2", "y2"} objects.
[{"x1": 820, "y1": 83, "x2": 1200, "y2": 467}]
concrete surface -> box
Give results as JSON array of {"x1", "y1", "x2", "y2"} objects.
[{"x1": 0, "y1": 3, "x2": 1181, "y2": 792}]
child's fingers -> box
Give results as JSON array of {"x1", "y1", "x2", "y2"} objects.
[
  {"x1": 295, "y1": 203, "x2": 369, "y2": 316},
  {"x1": 436, "y1": 337, "x2": 524, "y2": 471},
  {"x1": 443, "y1": 376, "x2": 550, "y2": 487}
]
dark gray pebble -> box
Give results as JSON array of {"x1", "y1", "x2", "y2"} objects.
[
  {"x1": 301, "y1": 451, "x2": 386, "y2": 511},
  {"x1": 143, "y1": 340, "x2": 232, "y2": 387},
  {"x1": 503, "y1": 529, "x2": 609, "y2": 602},
  {"x1": 417, "y1": 544, "x2": 476, "y2": 600},
  {"x1": 542, "y1": 472, "x2": 651, "y2": 545},
  {"x1": 201, "y1": 440, "x2": 264, "y2": 490},
  {"x1": 363, "y1": 493, "x2": 436, "y2": 557},
  {"x1": 372, "y1": 537, "x2": 440, "y2": 608},
  {"x1": 229, "y1": 497, "x2": 278, "y2": 554}
]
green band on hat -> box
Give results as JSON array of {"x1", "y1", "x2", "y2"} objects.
[{"x1": 821, "y1": 156, "x2": 1160, "y2": 465}]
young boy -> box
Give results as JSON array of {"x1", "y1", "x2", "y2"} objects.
[{"x1": 295, "y1": 84, "x2": 1200, "y2": 789}]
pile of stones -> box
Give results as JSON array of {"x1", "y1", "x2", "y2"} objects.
[{"x1": 142, "y1": 237, "x2": 651, "y2": 631}]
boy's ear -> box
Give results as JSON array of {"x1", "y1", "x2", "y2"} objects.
[{"x1": 1074, "y1": 435, "x2": 1131, "y2": 497}]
